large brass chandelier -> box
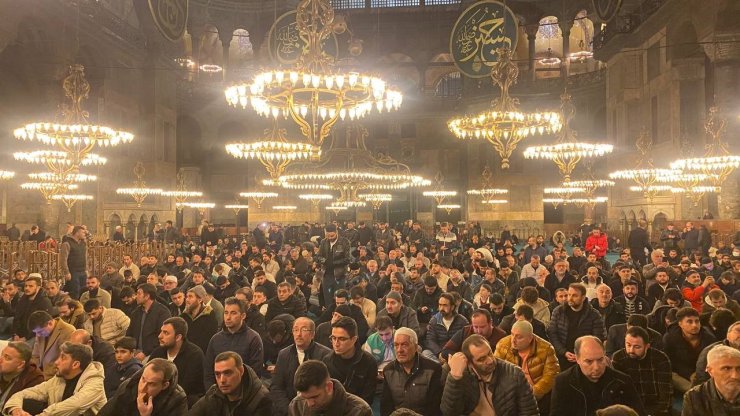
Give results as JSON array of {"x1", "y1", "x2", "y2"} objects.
[
  {"x1": 14, "y1": 64, "x2": 132, "y2": 208},
  {"x1": 267, "y1": 124, "x2": 430, "y2": 203},
  {"x1": 116, "y1": 163, "x2": 163, "y2": 207},
  {"x1": 670, "y1": 106, "x2": 738, "y2": 186},
  {"x1": 609, "y1": 130, "x2": 674, "y2": 201},
  {"x1": 224, "y1": 0, "x2": 402, "y2": 147},
  {"x1": 523, "y1": 91, "x2": 613, "y2": 181},
  {"x1": 162, "y1": 171, "x2": 203, "y2": 211},
  {"x1": 448, "y1": 48, "x2": 562, "y2": 169},
  {"x1": 466, "y1": 166, "x2": 508, "y2": 204},
  {"x1": 225, "y1": 123, "x2": 321, "y2": 179}
]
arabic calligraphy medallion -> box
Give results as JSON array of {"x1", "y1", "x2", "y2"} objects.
[
  {"x1": 148, "y1": 0, "x2": 188, "y2": 42},
  {"x1": 450, "y1": 0, "x2": 519, "y2": 78},
  {"x1": 268, "y1": 11, "x2": 339, "y2": 66}
]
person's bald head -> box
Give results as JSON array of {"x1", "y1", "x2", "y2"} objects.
[{"x1": 69, "y1": 329, "x2": 93, "y2": 346}]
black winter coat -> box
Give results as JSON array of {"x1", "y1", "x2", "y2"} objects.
[
  {"x1": 549, "y1": 365, "x2": 647, "y2": 416},
  {"x1": 204, "y1": 324, "x2": 264, "y2": 387},
  {"x1": 440, "y1": 358, "x2": 539, "y2": 416},
  {"x1": 662, "y1": 323, "x2": 716, "y2": 380},
  {"x1": 269, "y1": 342, "x2": 332, "y2": 415},
  {"x1": 150, "y1": 340, "x2": 205, "y2": 406},
  {"x1": 182, "y1": 305, "x2": 219, "y2": 354},
  {"x1": 381, "y1": 354, "x2": 443, "y2": 416},
  {"x1": 682, "y1": 378, "x2": 740, "y2": 416},
  {"x1": 323, "y1": 348, "x2": 378, "y2": 405},
  {"x1": 12, "y1": 291, "x2": 53, "y2": 339},
  {"x1": 318, "y1": 236, "x2": 352, "y2": 279},
  {"x1": 189, "y1": 365, "x2": 272, "y2": 416},
  {"x1": 546, "y1": 303, "x2": 606, "y2": 358},
  {"x1": 265, "y1": 294, "x2": 307, "y2": 322},
  {"x1": 99, "y1": 367, "x2": 188, "y2": 416},
  {"x1": 126, "y1": 301, "x2": 172, "y2": 355}
]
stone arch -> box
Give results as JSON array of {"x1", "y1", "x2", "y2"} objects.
[
  {"x1": 199, "y1": 24, "x2": 223, "y2": 66},
  {"x1": 126, "y1": 214, "x2": 136, "y2": 240},
  {"x1": 229, "y1": 28, "x2": 254, "y2": 65},
  {"x1": 149, "y1": 214, "x2": 159, "y2": 234},
  {"x1": 627, "y1": 210, "x2": 637, "y2": 231},
  {"x1": 109, "y1": 213, "x2": 122, "y2": 239},
  {"x1": 638, "y1": 210, "x2": 647, "y2": 221},
  {"x1": 433, "y1": 71, "x2": 463, "y2": 98},
  {"x1": 138, "y1": 214, "x2": 148, "y2": 240},
  {"x1": 667, "y1": 19, "x2": 702, "y2": 61}
]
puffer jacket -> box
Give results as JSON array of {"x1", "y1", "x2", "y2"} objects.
[
  {"x1": 83, "y1": 307, "x2": 130, "y2": 345},
  {"x1": 4, "y1": 361, "x2": 107, "y2": 416},
  {"x1": 546, "y1": 303, "x2": 606, "y2": 358},
  {"x1": 440, "y1": 358, "x2": 539, "y2": 416},
  {"x1": 98, "y1": 365, "x2": 187, "y2": 416},
  {"x1": 381, "y1": 354, "x2": 443, "y2": 416},
  {"x1": 585, "y1": 233, "x2": 608, "y2": 258},
  {"x1": 288, "y1": 379, "x2": 372, "y2": 416},
  {"x1": 682, "y1": 378, "x2": 740, "y2": 416},
  {"x1": 189, "y1": 365, "x2": 271, "y2": 416},
  {"x1": 424, "y1": 312, "x2": 469, "y2": 355},
  {"x1": 493, "y1": 334, "x2": 560, "y2": 399},
  {"x1": 514, "y1": 298, "x2": 551, "y2": 324}
]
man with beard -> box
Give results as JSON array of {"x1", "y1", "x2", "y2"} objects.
[
  {"x1": 546, "y1": 283, "x2": 606, "y2": 368},
  {"x1": 149, "y1": 317, "x2": 205, "y2": 407},
  {"x1": 441, "y1": 334, "x2": 539, "y2": 416},
  {"x1": 182, "y1": 285, "x2": 219, "y2": 354},
  {"x1": 681, "y1": 345, "x2": 740, "y2": 416},
  {"x1": 381, "y1": 327, "x2": 442, "y2": 416},
  {"x1": 550, "y1": 336, "x2": 645, "y2": 416},
  {"x1": 318, "y1": 224, "x2": 351, "y2": 308},
  {"x1": 612, "y1": 326, "x2": 672, "y2": 416},
  {"x1": 82, "y1": 299, "x2": 130, "y2": 345},
  {"x1": 646, "y1": 267, "x2": 679, "y2": 308},
  {"x1": 270, "y1": 317, "x2": 332, "y2": 415},
  {"x1": 4, "y1": 342, "x2": 106, "y2": 415},
  {"x1": 289, "y1": 360, "x2": 371, "y2": 416},
  {"x1": 126, "y1": 284, "x2": 172, "y2": 360},
  {"x1": 377, "y1": 292, "x2": 420, "y2": 338},
  {"x1": 9, "y1": 274, "x2": 52, "y2": 341},
  {"x1": 663, "y1": 307, "x2": 717, "y2": 393},
  {"x1": 613, "y1": 280, "x2": 650, "y2": 319},
  {"x1": 544, "y1": 260, "x2": 576, "y2": 299},
  {"x1": 422, "y1": 293, "x2": 469, "y2": 362},
  {"x1": 80, "y1": 275, "x2": 112, "y2": 309}
]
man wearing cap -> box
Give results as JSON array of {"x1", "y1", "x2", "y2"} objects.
[
  {"x1": 182, "y1": 285, "x2": 219, "y2": 353},
  {"x1": 494, "y1": 320, "x2": 560, "y2": 414},
  {"x1": 381, "y1": 327, "x2": 442, "y2": 416},
  {"x1": 318, "y1": 224, "x2": 352, "y2": 308},
  {"x1": 11, "y1": 274, "x2": 52, "y2": 341},
  {"x1": 377, "y1": 291, "x2": 421, "y2": 338}
]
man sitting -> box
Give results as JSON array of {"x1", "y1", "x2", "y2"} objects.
[
  {"x1": 99, "y1": 358, "x2": 187, "y2": 415},
  {"x1": 681, "y1": 345, "x2": 740, "y2": 416},
  {"x1": 422, "y1": 293, "x2": 469, "y2": 363},
  {"x1": 190, "y1": 351, "x2": 272, "y2": 415},
  {"x1": 0, "y1": 342, "x2": 44, "y2": 409},
  {"x1": 663, "y1": 306, "x2": 716, "y2": 393},
  {"x1": 289, "y1": 360, "x2": 372, "y2": 416},
  {"x1": 82, "y1": 299, "x2": 130, "y2": 345},
  {"x1": 28, "y1": 310, "x2": 76, "y2": 380},
  {"x1": 4, "y1": 342, "x2": 106, "y2": 415}
]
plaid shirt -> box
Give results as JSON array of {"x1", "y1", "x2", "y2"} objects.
[{"x1": 612, "y1": 347, "x2": 673, "y2": 416}]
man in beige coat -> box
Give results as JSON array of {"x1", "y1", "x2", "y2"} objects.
[
  {"x1": 4, "y1": 342, "x2": 106, "y2": 416},
  {"x1": 28, "y1": 311, "x2": 76, "y2": 380},
  {"x1": 82, "y1": 299, "x2": 130, "y2": 345}
]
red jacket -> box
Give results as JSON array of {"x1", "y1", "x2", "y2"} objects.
[
  {"x1": 682, "y1": 283, "x2": 719, "y2": 312},
  {"x1": 585, "y1": 233, "x2": 608, "y2": 258}
]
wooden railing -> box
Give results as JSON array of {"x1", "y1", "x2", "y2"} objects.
[{"x1": 0, "y1": 241, "x2": 177, "y2": 280}]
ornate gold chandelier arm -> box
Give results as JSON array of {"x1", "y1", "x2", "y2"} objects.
[
  {"x1": 295, "y1": 0, "x2": 335, "y2": 73},
  {"x1": 490, "y1": 48, "x2": 520, "y2": 113}
]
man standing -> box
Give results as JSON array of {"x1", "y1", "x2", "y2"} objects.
[
  {"x1": 682, "y1": 222, "x2": 700, "y2": 254},
  {"x1": 381, "y1": 327, "x2": 442, "y2": 416},
  {"x1": 182, "y1": 285, "x2": 219, "y2": 353},
  {"x1": 149, "y1": 317, "x2": 205, "y2": 407},
  {"x1": 317, "y1": 224, "x2": 351, "y2": 308},
  {"x1": 681, "y1": 345, "x2": 740, "y2": 416},
  {"x1": 82, "y1": 299, "x2": 130, "y2": 345},
  {"x1": 270, "y1": 317, "x2": 332, "y2": 415},
  {"x1": 546, "y1": 283, "x2": 606, "y2": 368},
  {"x1": 98, "y1": 358, "x2": 187, "y2": 415},
  {"x1": 59, "y1": 225, "x2": 87, "y2": 300},
  {"x1": 0, "y1": 342, "x2": 44, "y2": 409},
  {"x1": 289, "y1": 360, "x2": 372, "y2": 416},
  {"x1": 550, "y1": 336, "x2": 646, "y2": 415},
  {"x1": 204, "y1": 297, "x2": 264, "y2": 386},
  {"x1": 612, "y1": 326, "x2": 672, "y2": 416},
  {"x1": 628, "y1": 220, "x2": 652, "y2": 267},
  {"x1": 435, "y1": 222, "x2": 458, "y2": 265},
  {"x1": 4, "y1": 342, "x2": 106, "y2": 415},
  {"x1": 126, "y1": 283, "x2": 171, "y2": 359},
  {"x1": 323, "y1": 317, "x2": 377, "y2": 405},
  {"x1": 441, "y1": 334, "x2": 539, "y2": 415}
]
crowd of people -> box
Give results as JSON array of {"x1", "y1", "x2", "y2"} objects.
[{"x1": 0, "y1": 219, "x2": 738, "y2": 416}]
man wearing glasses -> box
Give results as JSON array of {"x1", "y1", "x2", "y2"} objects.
[
  {"x1": 323, "y1": 316, "x2": 378, "y2": 405},
  {"x1": 270, "y1": 317, "x2": 332, "y2": 416}
]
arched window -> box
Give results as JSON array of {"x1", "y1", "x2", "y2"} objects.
[{"x1": 434, "y1": 72, "x2": 462, "y2": 98}]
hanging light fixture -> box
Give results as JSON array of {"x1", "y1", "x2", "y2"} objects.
[
  {"x1": 437, "y1": 204, "x2": 461, "y2": 214},
  {"x1": 0, "y1": 171, "x2": 16, "y2": 180},
  {"x1": 358, "y1": 193, "x2": 392, "y2": 210},
  {"x1": 162, "y1": 171, "x2": 203, "y2": 211},
  {"x1": 225, "y1": 0, "x2": 402, "y2": 147},
  {"x1": 115, "y1": 162, "x2": 163, "y2": 207},
  {"x1": 609, "y1": 130, "x2": 676, "y2": 201},
  {"x1": 51, "y1": 193, "x2": 93, "y2": 212},
  {"x1": 448, "y1": 48, "x2": 562, "y2": 169},
  {"x1": 299, "y1": 193, "x2": 334, "y2": 207},
  {"x1": 239, "y1": 191, "x2": 279, "y2": 208}
]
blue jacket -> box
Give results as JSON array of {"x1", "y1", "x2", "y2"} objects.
[
  {"x1": 424, "y1": 312, "x2": 469, "y2": 355},
  {"x1": 203, "y1": 323, "x2": 264, "y2": 387}
]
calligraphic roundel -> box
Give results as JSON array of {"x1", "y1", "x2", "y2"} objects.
[
  {"x1": 450, "y1": 0, "x2": 519, "y2": 78},
  {"x1": 267, "y1": 11, "x2": 339, "y2": 66},
  {"x1": 148, "y1": 0, "x2": 188, "y2": 42}
]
